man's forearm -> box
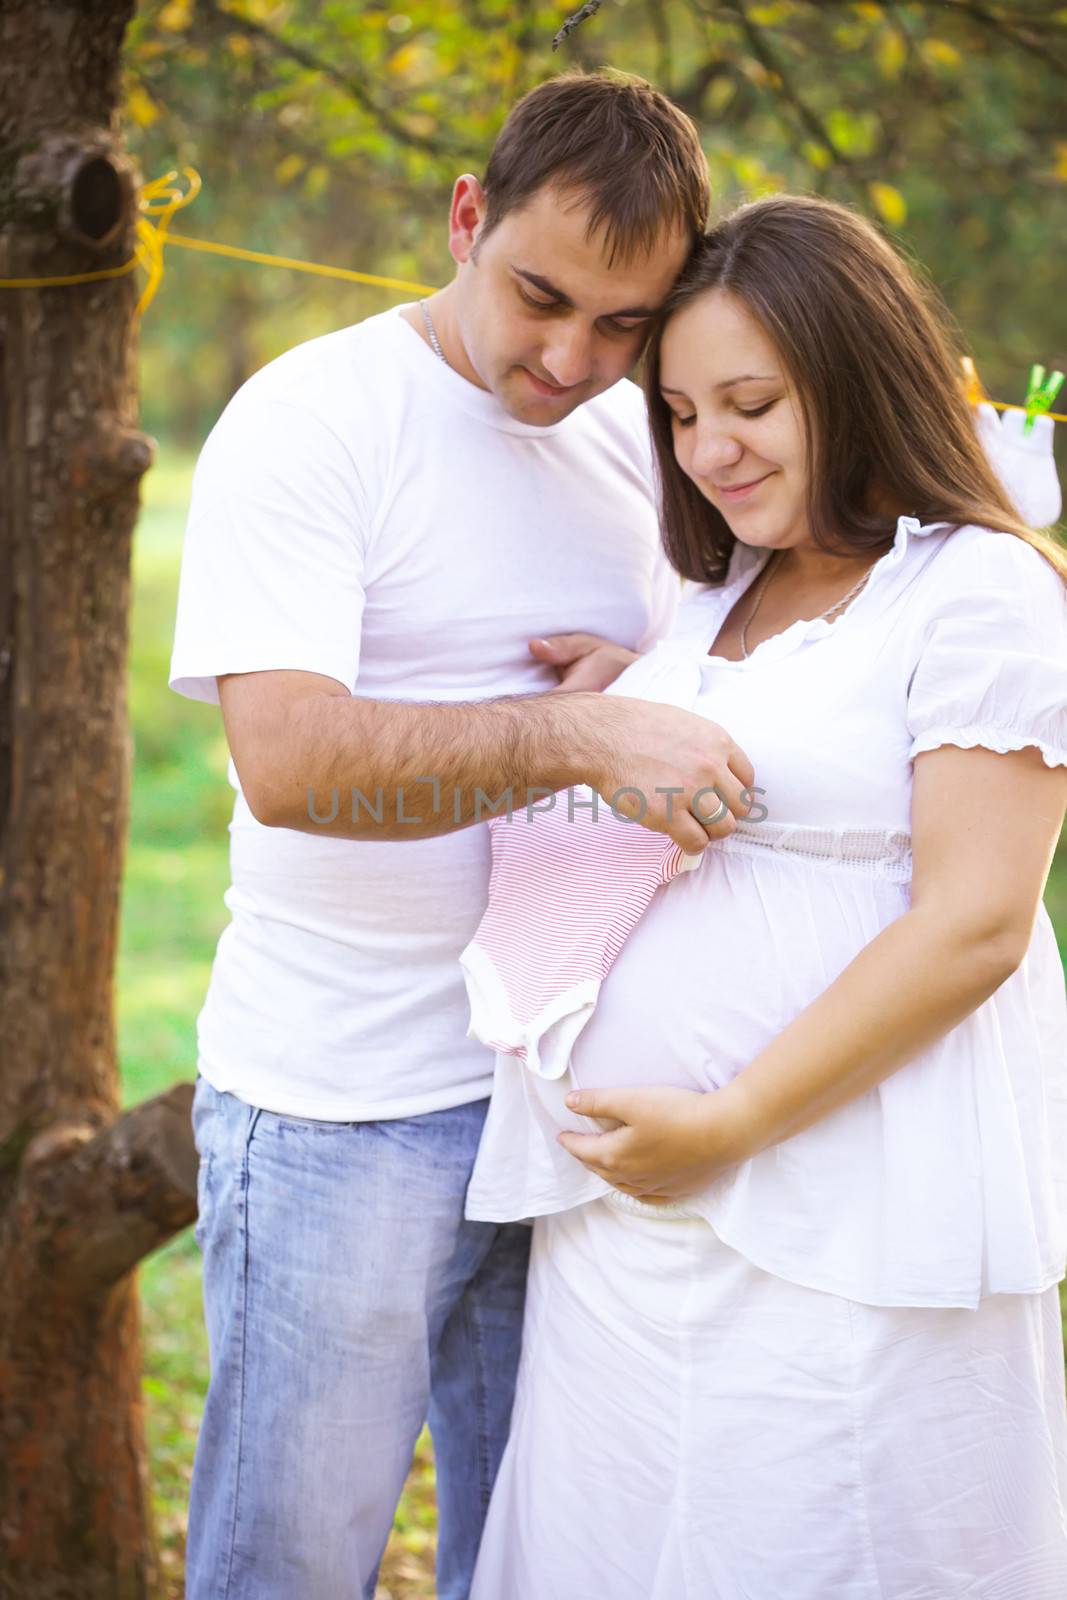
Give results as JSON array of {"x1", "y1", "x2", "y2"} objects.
[{"x1": 265, "y1": 689, "x2": 611, "y2": 840}]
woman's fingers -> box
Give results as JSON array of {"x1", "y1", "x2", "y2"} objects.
[
  {"x1": 529, "y1": 632, "x2": 605, "y2": 664},
  {"x1": 554, "y1": 646, "x2": 640, "y2": 694},
  {"x1": 610, "y1": 1182, "x2": 681, "y2": 1206}
]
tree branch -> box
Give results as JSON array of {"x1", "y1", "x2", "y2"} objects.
[
  {"x1": 12, "y1": 1081, "x2": 198, "y2": 1296},
  {"x1": 937, "y1": 0, "x2": 1067, "y2": 74},
  {"x1": 645, "y1": 0, "x2": 675, "y2": 90},
  {"x1": 778, "y1": 0, "x2": 1067, "y2": 74},
  {"x1": 727, "y1": 0, "x2": 857, "y2": 178},
  {"x1": 202, "y1": 0, "x2": 464, "y2": 158},
  {"x1": 672, "y1": 57, "x2": 738, "y2": 120}
]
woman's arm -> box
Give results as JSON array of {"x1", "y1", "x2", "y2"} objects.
[{"x1": 558, "y1": 742, "x2": 1067, "y2": 1201}]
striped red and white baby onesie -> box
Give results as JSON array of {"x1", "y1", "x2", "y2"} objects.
[{"x1": 459, "y1": 785, "x2": 704, "y2": 1082}]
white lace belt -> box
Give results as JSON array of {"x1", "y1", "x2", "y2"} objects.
[
  {"x1": 602, "y1": 1189, "x2": 702, "y2": 1222},
  {"x1": 712, "y1": 820, "x2": 913, "y2": 882}
]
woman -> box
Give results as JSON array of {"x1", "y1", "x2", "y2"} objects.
[{"x1": 465, "y1": 194, "x2": 1067, "y2": 1598}]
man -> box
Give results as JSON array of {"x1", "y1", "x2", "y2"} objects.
[{"x1": 171, "y1": 69, "x2": 752, "y2": 1600}]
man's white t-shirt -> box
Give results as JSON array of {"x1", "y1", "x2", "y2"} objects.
[{"x1": 169, "y1": 304, "x2": 678, "y2": 1120}]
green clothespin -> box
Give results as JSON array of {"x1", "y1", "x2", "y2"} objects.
[{"x1": 1023, "y1": 363, "x2": 1065, "y2": 436}]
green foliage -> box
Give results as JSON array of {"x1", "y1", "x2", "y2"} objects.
[{"x1": 121, "y1": 2, "x2": 1067, "y2": 454}]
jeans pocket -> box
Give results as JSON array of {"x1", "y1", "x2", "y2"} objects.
[
  {"x1": 255, "y1": 1106, "x2": 351, "y2": 1136},
  {"x1": 192, "y1": 1075, "x2": 218, "y2": 1252},
  {"x1": 193, "y1": 1153, "x2": 213, "y2": 1253}
]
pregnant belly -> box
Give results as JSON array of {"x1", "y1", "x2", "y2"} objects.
[
  {"x1": 568, "y1": 941, "x2": 776, "y2": 1099},
  {"x1": 567, "y1": 850, "x2": 906, "y2": 1100}
]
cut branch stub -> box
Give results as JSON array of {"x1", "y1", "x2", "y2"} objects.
[
  {"x1": 70, "y1": 419, "x2": 157, "y2": 499},
  {"x1": 12, "y1": 135, "x2": 136, "y2": 254},
  {"x1": 66, "y1": 153, "x2": 129, "y2": 249},
  {"x1": 13, "y1": 1082, "x2": 199, "y2": 1300}
]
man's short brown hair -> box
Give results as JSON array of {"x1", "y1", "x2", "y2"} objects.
[{"x1": 478, "y1": 70, "x2": 709, "y2": 265}]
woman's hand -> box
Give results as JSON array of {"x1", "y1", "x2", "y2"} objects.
[
  {"x1": 569, "y1": 746, "x2": 1065, "y2": 1196},
  {"x1": 556, "y1": 1082, "x2": 757, "y2": 1202},
  {"x1": 529, "y1": 633, "x2": 640, "y2": 693}
]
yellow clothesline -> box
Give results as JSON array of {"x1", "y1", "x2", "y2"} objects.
[
  {"x1": 984, "y1": 399, "x2": 1066, "y2": 424},
  {"x1": 160, "y1": 231, "x2": 437, "y2": 297},
  {"x1": 0, "y1": 234, "x2": 437, "y2": 300},
  {"x1": 1, "y1": 166, "x2": 1064, "y2": 424},
  {"x1": 961, "y1": 356, "x2": 1065, "y2": 426},
  {"x1": 0, "y1": 167, "x2": 435, "y2": 309}
]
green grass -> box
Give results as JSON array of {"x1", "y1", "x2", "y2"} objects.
[{"x1": 122, "y1": 447, "x2": 1067, "y2": 1596}]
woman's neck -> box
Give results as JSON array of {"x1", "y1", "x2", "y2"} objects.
[{"x1": 769, "y1": 542, "x2": 885, "y2": 588}]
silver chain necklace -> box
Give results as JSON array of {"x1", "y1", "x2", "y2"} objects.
[
  {"x1": 420, "y1": 299, "x2": 450, "y2": 369},
  {"x1": 740, "y1": 549, "x2": 878, "y2": 660}
]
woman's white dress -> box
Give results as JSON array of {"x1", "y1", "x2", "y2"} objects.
[{"x1": 465, "y1": 517, "x2": 1067, "y2": 1598}]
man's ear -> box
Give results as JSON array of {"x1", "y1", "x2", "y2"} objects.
[{"x1": 449, "y1": 174, "x2": 488, "y2": 266}]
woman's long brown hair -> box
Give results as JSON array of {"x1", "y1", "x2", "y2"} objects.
[{"x1": 642, "y1": 193, "x2": 1067, "y2": 586}]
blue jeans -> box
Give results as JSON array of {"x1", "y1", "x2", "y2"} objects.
[{"x1": 185, "y1": 1074, "x2": 531, "y2": 1600}]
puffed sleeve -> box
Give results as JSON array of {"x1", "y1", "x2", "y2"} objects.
[{"x1": 905, "y1": 527, "x2": 1067, "y2": 769}]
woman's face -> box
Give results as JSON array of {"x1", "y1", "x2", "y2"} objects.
[{"x1": 659, "y1": 287, "x2": 811, "y2": 551}]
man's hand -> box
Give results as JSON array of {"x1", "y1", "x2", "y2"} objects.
[
  {"x1": 530, "y1": 636, "x2": 761, "y2": 855},
  {"x1": 529, "y1": 633, "x2": 640, "y2": 693},
  {"x1": 556, "y1": 1082, "x2": 757, "y2": 1202},
  {"x1": 586, "y1": 695, "x2": 757, "y2": 854}
]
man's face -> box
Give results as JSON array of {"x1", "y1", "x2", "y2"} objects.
[{"x1": 451, "y1": 181, "x2": 692, "y2": 426}]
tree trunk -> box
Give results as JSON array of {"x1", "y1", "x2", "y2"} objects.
[{"x1": 0, "y1": 3, "x2": 199, "y2": 1595}]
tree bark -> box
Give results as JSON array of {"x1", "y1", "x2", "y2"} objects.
[{"x1": 0, "y1": 3, "x2": 198, "y2": 1594}]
